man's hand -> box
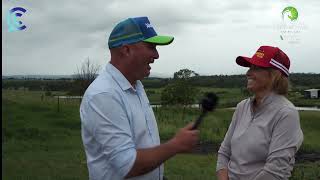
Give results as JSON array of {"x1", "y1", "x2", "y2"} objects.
[
  {"x1": 125, "y1": 122, "x2": 199, "y2": 178},
  {"x1": 169, "y1": 122, "x2": 199, "y2": 153}
]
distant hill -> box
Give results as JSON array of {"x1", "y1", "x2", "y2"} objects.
[
  {"x1": 3, "y1": 73, "x2": 320, "y2": 91},
  {"x1": 2, "y1": 72, "x2": 172, "y2": 79},
  {"x1": 2, "y1": 75, "x2": 74, "y2": 80}
]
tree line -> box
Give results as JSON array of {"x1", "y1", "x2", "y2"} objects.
[{"x1": 3, "y1": 72, "x2": 320, "y2": 93}]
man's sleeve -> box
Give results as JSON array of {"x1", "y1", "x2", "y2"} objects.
[
  {"x1": 253, "y1": 108, "x2": 304, "y2": 180},
  {"x1": 87, "y1": 92, "x2": 137, "y2": 178}
]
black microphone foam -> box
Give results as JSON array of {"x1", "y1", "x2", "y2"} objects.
[{"x1": 192, "y1": 92, "x2": 218, "y2": 130}]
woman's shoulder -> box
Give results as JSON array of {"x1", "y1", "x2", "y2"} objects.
[
  {"x1": 270, "y1": 95, "x2": 301, "y2": 125},
  {"x1": 273, "y1": 94, "x2": 297, "y2": 112},
  {"x1": 236, "y1": 97, "x2": 251, "y2": 108}
]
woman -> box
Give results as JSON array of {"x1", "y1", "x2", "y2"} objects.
[{"x1": 216, "y1": 46, "x2": 303, "y2": 180}]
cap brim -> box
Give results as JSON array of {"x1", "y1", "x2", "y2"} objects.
[
  {"x1": 143, "y1": 35, "x2": 174, "y2": 45},
  {"x1": 236, "y1": 56, "x2": 252, "y2": 67}
]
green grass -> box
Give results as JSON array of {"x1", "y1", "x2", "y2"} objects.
[
  {"x1": 155, "y1": 106, "x2": 233, "y2": 143},
  {"x1": 2, "y1": 90, "x2": 87, "y2": 180},
  {"x1": 299, "y1": 111, "x2": 320, "y2": 152},
  {"x1": 290, "y1": 161, "x2": 320, "y2": 180},
  {"x1": 288, "y1": 91, "x2": 320, "y2": 107},
  {"x1": 146, "y1": 88, "x2": 164, "y2": 104},
  {"x1": 165, "y1": 155, "x2": 320, "y2": 180},
  {"x1": 164, "y1": 154, "x2": 217, "y2": 180},
  {"x1": 156, "y1": 106, "x2": 320, "y2": 152},
  {"x1": 2, "y1": 90, "x2": 320, "y2": 179}
]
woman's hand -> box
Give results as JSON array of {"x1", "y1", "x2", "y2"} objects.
[{"x1": 217, "y1": 168, "x2": 229, "y2": 180}]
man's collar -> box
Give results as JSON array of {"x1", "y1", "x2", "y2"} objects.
[{"x1": 106, "y1": 63, "x2": 143, "y2": 92}]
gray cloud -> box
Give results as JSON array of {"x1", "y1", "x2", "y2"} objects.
[{"x1": 2, "y1": 0, "x2": 319, "y2": 76}]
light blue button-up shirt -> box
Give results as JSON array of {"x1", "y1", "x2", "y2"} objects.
[{"x1": 80, "y1": 63, "x2": 163, "y2": 180}]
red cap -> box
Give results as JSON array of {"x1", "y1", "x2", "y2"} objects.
[{"x1": 236, "y1": 46, "x2": 290, "y2": 76}]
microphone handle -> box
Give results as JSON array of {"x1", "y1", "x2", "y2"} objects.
[{"x1": 192, "y1": 111, "x2": 207, "y2": 130}]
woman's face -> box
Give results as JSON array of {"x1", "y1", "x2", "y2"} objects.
[{"x1": 246, "y1": 65, "x2": 272, "y2": 93}]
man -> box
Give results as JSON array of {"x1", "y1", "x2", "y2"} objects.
[{"x1": 80, "y1": 16, "x2": 199, "y2": 180}]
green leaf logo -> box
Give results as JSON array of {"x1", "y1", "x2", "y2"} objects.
[{"x1": 282, "y1": 6, "x2": 298, "y2": 21}]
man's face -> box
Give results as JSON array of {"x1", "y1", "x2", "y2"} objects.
[{"x1": 128, "y1": 42, "x2": 159, "y2": 80}]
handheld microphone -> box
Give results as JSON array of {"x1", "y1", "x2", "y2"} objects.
[{"x1": 191, "y1": 92, "x2": 218, "y2": 130}]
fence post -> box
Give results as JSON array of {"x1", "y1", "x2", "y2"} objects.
[{"x1": 57, "y1": 96, "x2": 60, "y2": 112}]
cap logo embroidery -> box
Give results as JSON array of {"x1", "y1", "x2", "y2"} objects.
[
  {"x1": 255, "y1": 52, "x2": 264, "y2": 58},
  {"x1": 145, "y1": 23, "x2": 152, "y2": 28}
]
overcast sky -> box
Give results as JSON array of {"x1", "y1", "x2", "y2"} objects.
[{"x1": 2, "y1": 0, "x2": 320, "y2": 77}]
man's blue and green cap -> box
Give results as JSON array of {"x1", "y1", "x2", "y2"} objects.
[{"x1": 108, "y1": 17, "x2": 174, "y2": 49}]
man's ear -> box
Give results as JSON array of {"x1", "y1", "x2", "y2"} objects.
[{"x1": 120, "y1": 45, "x2": 131, "y2": 57}]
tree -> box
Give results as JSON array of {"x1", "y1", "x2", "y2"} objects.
[
  {"x1": 173, "y1": 69, "x2": 199, "y2": 79},
  {"x1": 161, "y1": 69, "x2": 199, "y2": 106},
  {"x1": 73, "y1": 57, "x2": 101, "y2": 96}
]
